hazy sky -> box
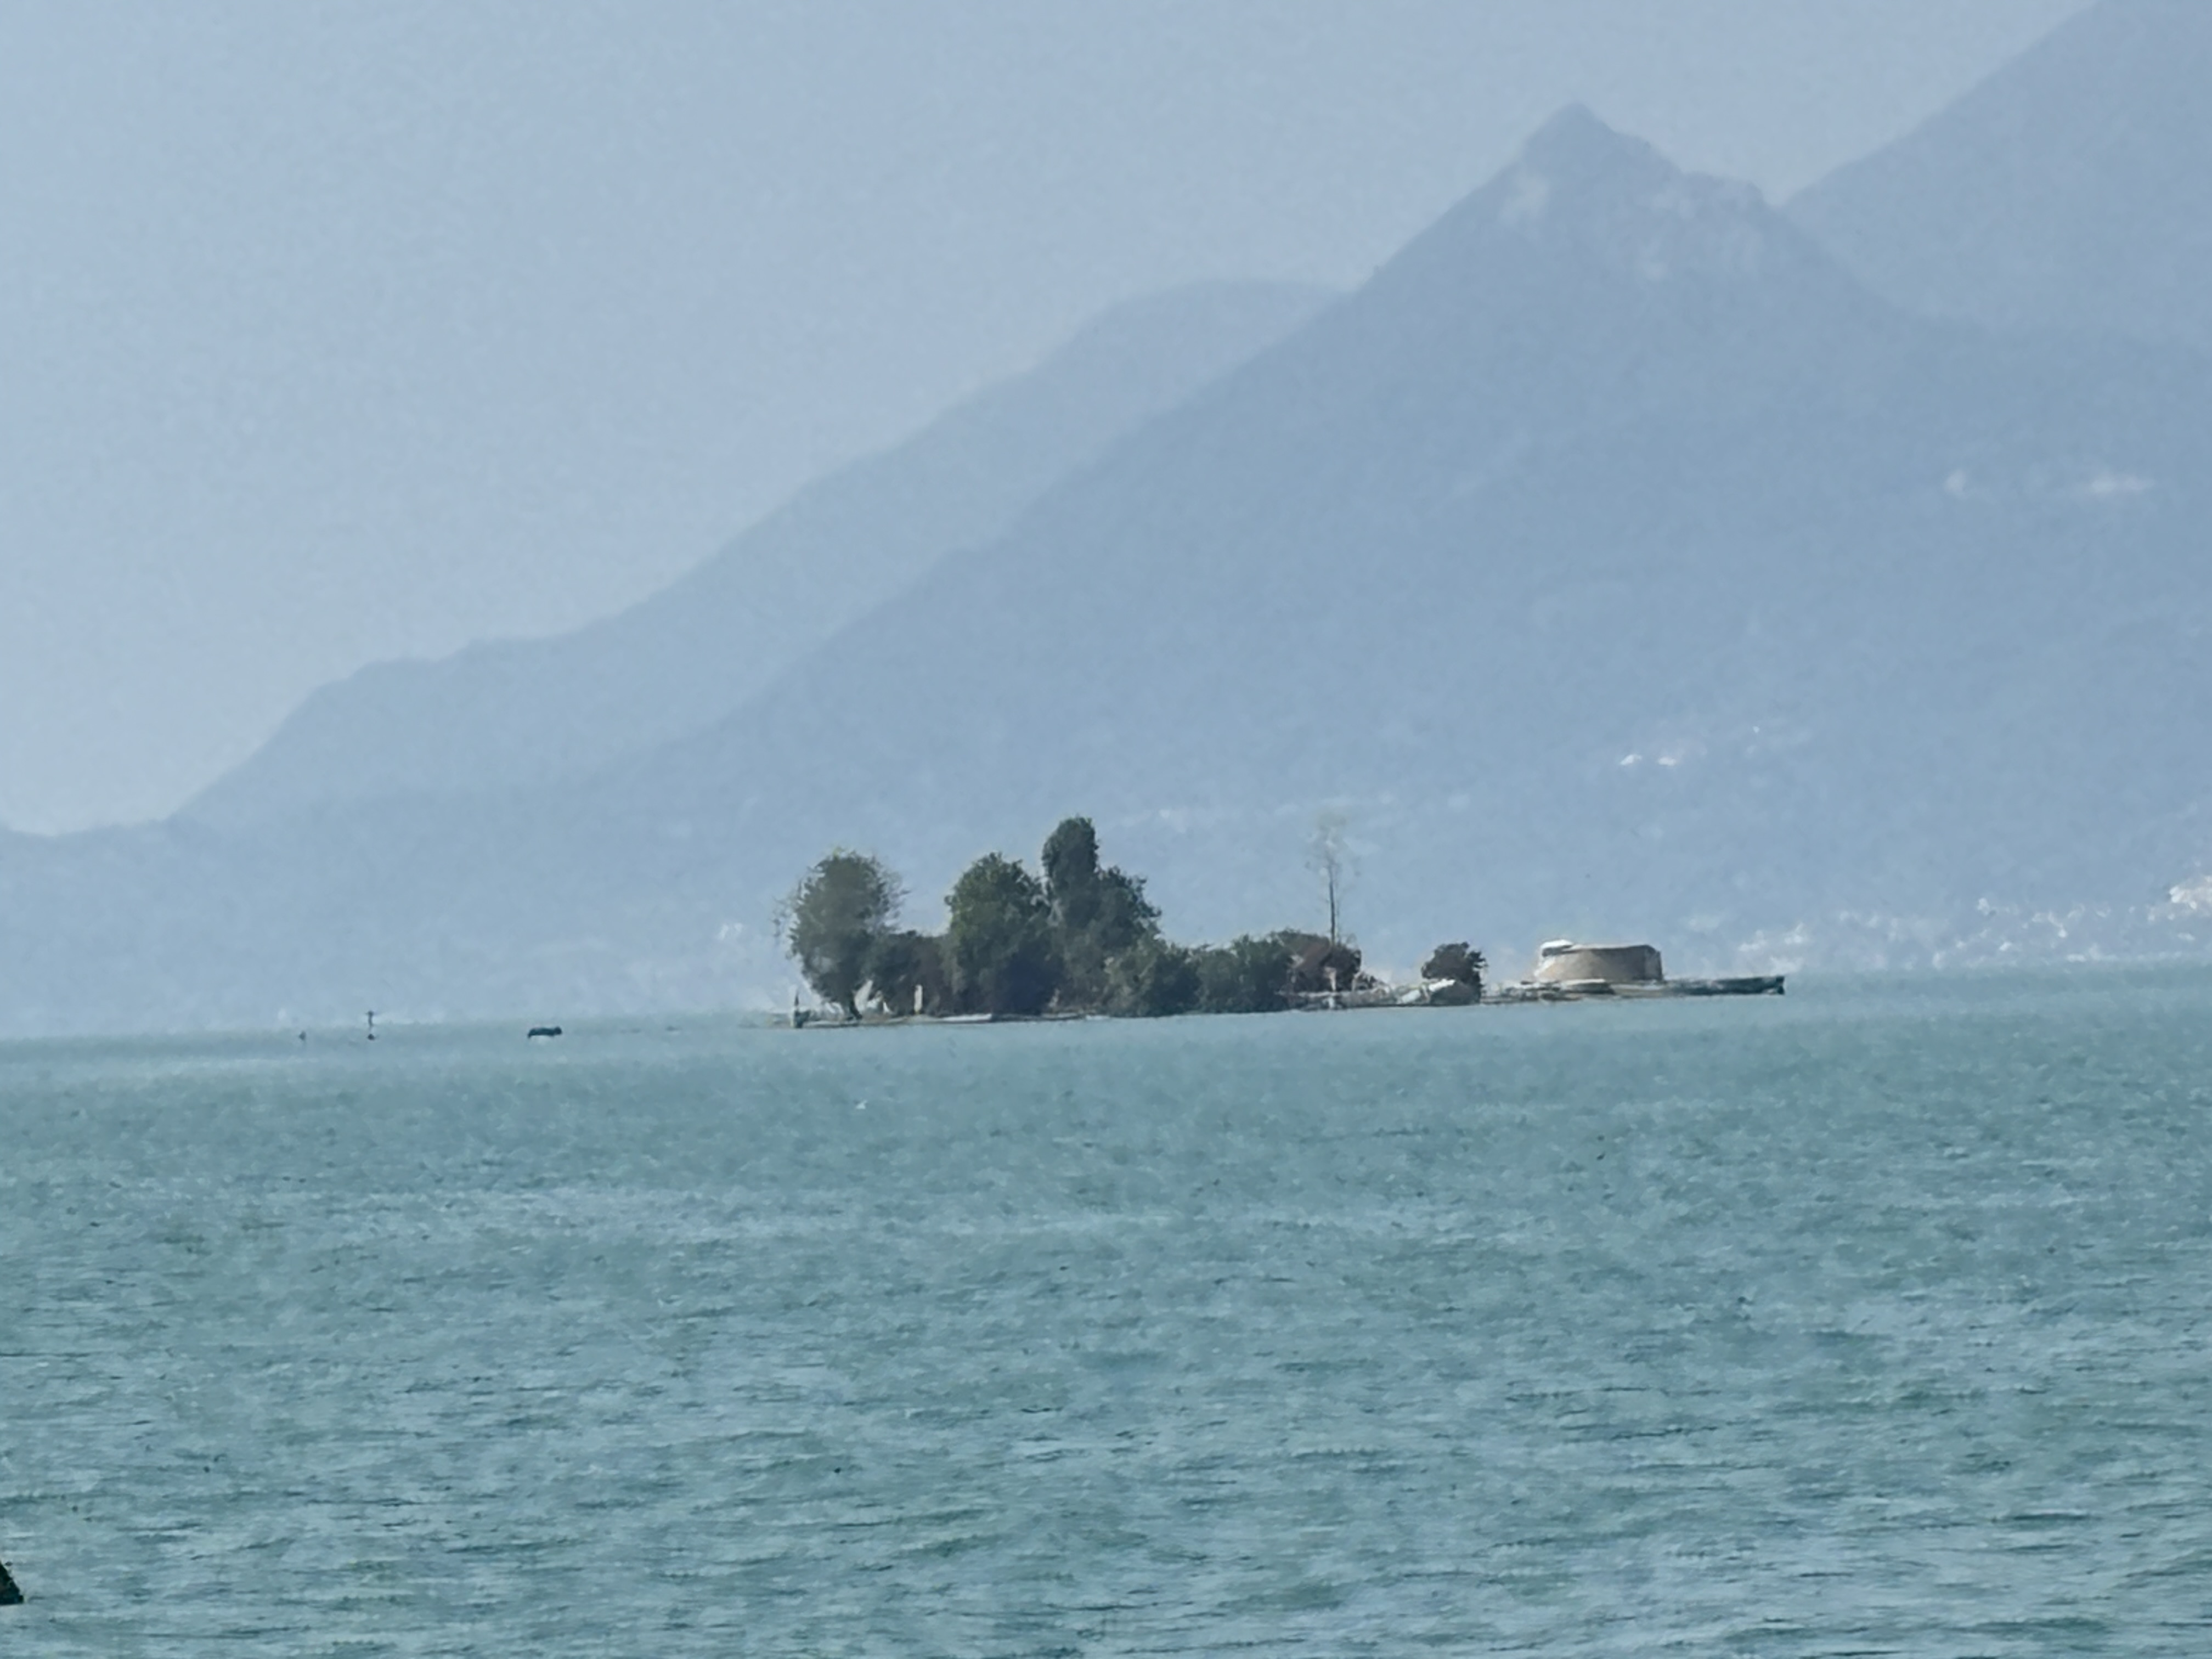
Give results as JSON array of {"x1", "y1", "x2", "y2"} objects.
[{"x1": 0, "y1": 0, "x2": 2085, "y2": 832}]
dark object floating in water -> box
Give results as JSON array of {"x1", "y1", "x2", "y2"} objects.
[
  {"x1": 527, "y1": 1025, "x2": 563, "y2": 1040},
  {"x1": 1, "y1": 1558, "x2": 22, "y2": 1605}
]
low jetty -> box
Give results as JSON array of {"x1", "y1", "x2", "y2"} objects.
[
  {"x1": 1290, "y1": 973, "x2": 1783, "y2": 1011},
  {"x1": 1487, "y1": 974, "x2": 1784, "y2": 1003},
  {"x1": 1292, "y1": 938, "x2": 1781, "y2": 1009}
]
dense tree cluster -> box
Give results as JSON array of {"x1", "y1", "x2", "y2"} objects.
[
  {"x1": 778, "y1": 816, "x2": 1481, "y2": 1019},
  {"x1": 946, "y1": 853, "x2": 1061, "y2": 1016}
]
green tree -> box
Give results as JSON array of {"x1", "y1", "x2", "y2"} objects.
[
  {"x1": 865, "y1": 929, "x2": 951, "y2": 1016},
  {"x1": 1191, "y1": 934, "x2": 1294, "y2": 1014},
  {"x1": 1280, "y1": 930, "x2": 1363, "y2": 995},
  {"x1": 779, "y1": 850, "x2": 903, "y2": 1017},
  {"x1": 1042, "y1": 815, "x2": 1161, "y2": 1009},
  {"x1": 945, "y1": 853, "x2": 1062, "y2": 1015},
  {"x1": 1420, "y1": 941, "x2": 1486, "y2": 1005},
  {"x1": 1089, "y1": 867, "x2": 1159, "y2": 953},
  {"x1": 1105, "y1": 939, "x2": 1201, "y2": 1018},
  {"x1": 1421, "y1": 942, "x2": 1486, "y2": 989},
  {"x1": 1042, "y1": 817, "x2": 1106, "y2": 932}
]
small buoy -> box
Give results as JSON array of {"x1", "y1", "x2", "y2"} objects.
[{"x1": 1, "y1": 1558, "x2": 23, "y2": 1605}]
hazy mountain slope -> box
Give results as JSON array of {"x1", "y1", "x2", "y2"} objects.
[
  {"x1": 1789, "y1": 0, "x2": 2212, "y2": 347},
  {"x1": 543, "y1": 105, "x2": 2212, "y2": 971},
  {"x1": 7, "y1": 109, "x2": 2212, "y2": 1037},
  {"x1": 180, "y1": 281, "x2": 1330, "y2": 830}
]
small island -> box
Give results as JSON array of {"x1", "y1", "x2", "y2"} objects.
[
  {"x1": 778, "y1": 816, "x2": 1438, "y2": 1022},
  {"x1": 779, "y1": 816, "x2": 1779, "y2": 1024}
]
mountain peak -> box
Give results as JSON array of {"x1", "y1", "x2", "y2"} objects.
[
  {"x1": 1513, "y1": 103, "x2": 1667, "y2": 182},
  {"x1": 1502, "y1": 106, "x2": 1769, "y2": 262},
  {"x1": 1373, "y1": 106, "x2": 1796, "y2": 299}
]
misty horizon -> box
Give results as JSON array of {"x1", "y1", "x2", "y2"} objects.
[{"x1": 3, "y1": 1, "x2": 2087, "y2": 833}]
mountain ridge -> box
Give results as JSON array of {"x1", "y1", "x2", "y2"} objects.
[
  {"x1": 1789, "y1": 0, "x2": 2212, "y2": 348},
  {"x1": 182, "y1": 279, "x2": 1333, "y2": 830}
]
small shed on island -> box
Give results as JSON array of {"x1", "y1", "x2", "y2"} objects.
[{"x1": 1529, "y1": 940, "x2": 1663, "y2": 986}]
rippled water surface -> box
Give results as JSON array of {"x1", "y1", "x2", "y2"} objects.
[{"x1": 5, "y1": 970, "x2": 2212, "y2": 1654}]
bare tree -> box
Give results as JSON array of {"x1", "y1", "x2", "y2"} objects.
[{"x1": 1307, "y1": 810, "x2": 1355, "y2": 945}]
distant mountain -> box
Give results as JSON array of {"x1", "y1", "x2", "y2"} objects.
[
  {"x1": 550, "y1": 104, "x2": 2212, "y2": 975},
  {"x1": 1790, "y1": 0, "x2": 2212, "y2": 348},
  {"x1": 6, "y1": 108, "x2": 2212, "y2": 1036},
  {"x1": 182, "y1": 281, "x2": 1331, "y2": 829}
]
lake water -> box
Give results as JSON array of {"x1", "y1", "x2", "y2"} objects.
[{"x1": 4, "y1": 970, "x2": 2211, "y2": 1654}]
